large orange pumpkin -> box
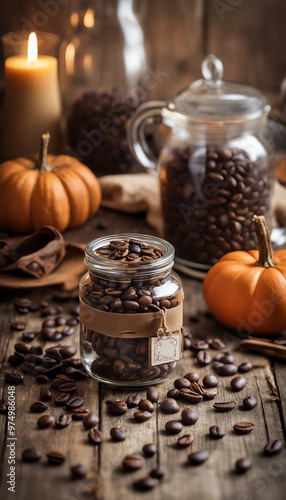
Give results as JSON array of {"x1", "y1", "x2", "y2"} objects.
[
  {"x1": 0, "y1": 133, "x2": 101, "y2": 233},
  {"x1": 203, "y1": 215, "x2": 286, "y2": 335}
]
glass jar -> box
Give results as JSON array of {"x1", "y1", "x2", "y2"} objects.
[
  {"x1": 62, "y1": 0, "x2": 149, "y2": 176},
  {"x1": 79, "y1": 234, "x2": 183, "y2": 388},
  {"x1": 128, "y1": 55, "x2": 276, "y2": 270}
]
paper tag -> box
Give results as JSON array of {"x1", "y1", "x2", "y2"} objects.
[{"x1": 149, "y1": 333, "x2": 182, "y2": 367}]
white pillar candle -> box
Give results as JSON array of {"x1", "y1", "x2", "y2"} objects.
[{"x1": 2, "y1": 32, "x2": 61, "y2": 159}]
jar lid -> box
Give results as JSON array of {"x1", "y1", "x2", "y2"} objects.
[{"x1": 166, "y1": 54, "x2": 270, "y2": 123}]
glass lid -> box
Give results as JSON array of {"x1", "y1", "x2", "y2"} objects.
[{"x1": 166, "y1": 54, "x2": 270, "y2": 123}]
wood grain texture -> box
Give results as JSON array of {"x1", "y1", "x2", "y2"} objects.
[{"x1": 0, "y1": 208, "x2": 285, "y2": 500}]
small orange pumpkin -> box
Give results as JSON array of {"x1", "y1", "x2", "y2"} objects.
[
  {"x1": 0, "y1": 133, "x2": 101, "y2": 233},
  {"x1": 203, "y1": 215, "x2": 286, "y2": 335}
]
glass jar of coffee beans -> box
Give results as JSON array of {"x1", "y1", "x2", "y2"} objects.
[
  {"x1": 128, "y1": 55, "x2": 276, "y2": 270},
  {"x1": 80, "y1": 234, "x2": 183, "y2": 387},
  {"x1": 62, "y1": 0, "x2": 149, "y2": 176}
]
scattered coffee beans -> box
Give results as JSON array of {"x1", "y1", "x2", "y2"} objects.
[
  {"x1": 139, "y1": 399, "x2": 154, "y2": 413},
  {"x1": 123, "y1": 454, "x2": 145, "y2": 471},
  {"x1": 238, "y1": 362, "x2": 253, "y2": 373},
  {"x1": 147, "y1": 387, "x2": 159, "y2": 403},
  {"x1": 233, "y1": 422, "x2": 255, "y2": 434},
  {"x1": 197, "y1": 350, "x2": 211, "y2": 366},
  {"x1": 177, "y1": 434, "x2": 194, "y2": 447},
  {"x1": 72, "y1": 408, "x2": 89, "y2": 420},
  {"x1": 110, "y1": 427, "x2": 125, "y2": 442},
  {"x1": 209, "y1": 425, "x2": 225, "y2": 439},
  {"x1": 107, "y1": 400, "x2": 128, "y2": 416},
  {"x1": 5, "y1": 373, "x2": 23, "y2": 385},
  {"x1": 126, "y1": 394, "x2": 141, "y2": 409},
  {"x1": 55, "y1": 414, "x2": 71, "y2": 429},
  {"x1": 37, "y1": 415, "x2": 55, "y2": 429},
  {"x1": 161, "y1": 398, "x2": 180, "y2": 414},
  {"x1": 134, "y1": 410, "x2": 152, "y2": 423},
  {"x1": 133, "y1": 476, "x2": 159, "y2": 491},
  {"x1": 203, "y1": 374, "x2": 218, "y2": 388},
  {"x1": 71, "y1": 464, "x2": 87, "y2": 480},
  {"x1": 30, "y1": 402, "x2": 48, "y2": 413},
  {"x1": 167, "y1": 389, "x2": 180, "y2": 399},
  {"x1": 174, "y1": 378, "x2": 191, "y2": 390},
  {"x1": 47, "y1": 451, "x2": 66, "y2": 465},
  {"x1": 231, "y1": 376, "x2": 247, "y2": 392},
  {"x1": 22, "y1": 448, "x2": 42, "y2": 462},
  {"x1": 188, "y1": 450, "x2": 209, "y2": 466},
  {"x1": 83, "y1": 413, "x2": 99, "y2": 429},
  {"x1": 150, "y1": 466, "x2": 166, "y2": 479},
  {"x1": 213, "y1": 401, "x2": 236, "y2": 412},
  {"x1": 165, "y1": 420, "x2": 183, "y2": 435},
  {"x1": 88, "y1": 428, "x2": 102, "y2": 445},
  {"x1": 143, "y1": 443, "x2": 157, "y2": 457},
  {"x1": 236, "y1": 458, "x2": 252, "y2": 473},
  {"x1": 264, "y1": 440, "x2": 283, "y2": 456},
  {"x1": 243, "y1": 396, "x2": 258, "y2": 411},
  {"x1": 181, "y1": 408, "x2": 198, "y2": 426}
]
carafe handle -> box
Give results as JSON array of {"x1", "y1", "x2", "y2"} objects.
[{"x1": 128, "y1": 101, "x2": 166, "y2": 170}]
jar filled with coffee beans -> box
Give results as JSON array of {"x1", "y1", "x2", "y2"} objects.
[
  {"x1": 128, "y1": 55, "x2": 275, "y2": 270},
  {"x1": 62, "y1": 0, "x2": 149, "y2": 176},
  {"x1": 80, "y1": 234, "x2": 183, "y2": 387}
]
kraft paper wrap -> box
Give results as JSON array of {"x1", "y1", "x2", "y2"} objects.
[{"x1": 80, "y1": 291, "x2": 183, "y2": 339}]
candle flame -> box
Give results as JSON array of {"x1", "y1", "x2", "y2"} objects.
[{"x1": 28, "y1": 32, "x2": 38, "y2": 64}]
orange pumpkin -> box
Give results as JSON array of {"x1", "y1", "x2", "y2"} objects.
[
  {"x1": 203, "y1": 215, "x2": 286, "y2": 335},
  {"x1": 0, "y1": 133, "x2": 101, "y2": 233}
]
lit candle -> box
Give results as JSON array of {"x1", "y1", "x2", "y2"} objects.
[{"x1": 2, "y1": 32, "x2": 61, "y2": 159}]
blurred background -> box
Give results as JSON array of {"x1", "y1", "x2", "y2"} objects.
[{"x1": 1, "y1": 0, "x2": 286, "y2": 106}]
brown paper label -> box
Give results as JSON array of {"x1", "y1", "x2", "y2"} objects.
[{"x1": 149, "y1": 333, "x2": 182, "y2": 366}]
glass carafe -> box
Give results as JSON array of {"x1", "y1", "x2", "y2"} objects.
[{"x1": 128, "y1": 55, "x2": 276, "y2": 270}]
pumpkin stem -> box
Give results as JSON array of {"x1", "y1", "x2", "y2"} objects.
[
  {"x1": 37, "y1": 132, "x2": 52, "y2": 172},
  {"x1": 253, "y1": 215, "x2": 276, "y2": 268}
]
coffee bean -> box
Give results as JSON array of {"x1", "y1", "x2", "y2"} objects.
[
  {"x1": 88, "y1": 428, "x2": 102, "y2": 445},
  {"x1": 107, "y1": 400, "x2": 127, "y2": 416},
  {"x1": 134, "y1": 410, "x2": 152, "y2": 422},
  {"x1": 220, "y1": 352, "x2": 235, "y2": 364},
  {"x1": 110, "y1": 427, "x2": 125, "y2": 441},
  {"x1": 7, "y1": 353, "x2": 24, "y2": 367},
  {"x1": 139, "y1": 399, "x2": 154, "y2": 413},
  {"x1": 184, "y1": 372, "x2": 200, "y2": 382},
  {"x1": 209, "y1": 425, "x2": 225, "y2": 439},
  {"x1": 10, "y1": 322, "x2": 26, "y2": 331},
  {"x1": 54, "y1": 394, "x2": 70, "y2": 406},
  {"x1": 58, "y1": 382, "x2": 77, "y2": 394},
  {"x1": 174, "y1": 378, "x2": 191, "y2": 389},
  {"x1": 160, "y1": 398, "x2": 179, "y2": 414},
  {"x1": 35, "y1": 374, "x2": 49, "y2": 384},
  {"x1": 51, "y1": 375, "x2": 71, "y2": 387},
  {"x1": 231, "y1": 376, "x2": 247, "y2": 392},
  {"x1": 123, "y1": 454, "x2": 145, "y2": 471},
  {"x1": 177, "y1": 433, "x2": 194, "y2": 447},
  {"x1": 165, "y1": 420, "x2": 183, "y2": 435},
  {"x1": 264, "y1": 439, "x2": 283, "y2": 456},
  {"x1": 71, "y1": 464, "x2": 87, "y2": 480},
  {"x1": 191, "y1": 341, "x2": 209, "y2": 351},
  {"x1": 238, "y1": 362, "x2": 253, "y2": 373},
  {"x1": 236, "y1": 458, "x2": 252, "y2": 473},
  {"x1": 213, "y1": 401, "x2": 236, "y2": 412},
  {"x1": 233, "y1": 422, "x2": 255, "y2": 434},
  {"x1": 66, "y1": 317, "x2": 79, "y2": 326},
  {"x1": 203, "y1": 387, "x2": 217, "y2": 401},
  {"x1": 22, "y1": 448, "x2": 42, "y2": 462},
  {"x1": 5, "y1": 373, "x2": 23, "y2": 385},
  {"x1": 179, "y1": 388, "x2": 203, "y2": 404},
  {"x1": 55, "y1": 414, "x2": 71, "y2": 429},
  {"x1": 83, "y1": 413, "x2": 99, "y2": 429},
  {"x1": 41, "y1": 307, "x2": 58, "y2": 317},
  {"x1": 197, "y1": 351, "x2": 211, "y2": 366},
  {"x1": 42, "y1": 318, "x2": 56, "y2": 328},
  {"x1": 72, "y1": 408, "x2": 89, "y2": 420},
  {"x1": 30, "y1": 346, "x2": 43, "y2": 356},
  {"x1": 217, "y1": 364, "x2": 238, "y2": 376},
  {"x1": 181, "y1": 408, "x2": 198, "y2": 426},
  {"x1": 150, "y1": 466, "x2": 166, "y2": 479},
  {"x1": 47, "y1": 451, "x2": 66, "y2": 465},
  {"x1": 143, "y1": 443, "x2": 157, "y2": 457},
  {"x1": 147, "y1": 387, "x2": 159, "y2": 403},
  {"x1": 125, "y1": 393, "x2": 140, "y2": 408},
  {"x1": 188, "y1": 450, "x2": 209, "y2": 466},
  {"x1": 14, "y1": 343, "x2": 29, "y2": 354},
  {"x1": 30, "y1": 402, "x2": 48, "y2": 413},
  {"x1": 66, "y1": 397, "x2": 84, "y2": 410},
  {"x1": 37, "y1": 415, "x2": 55, "y2": 429},
  {"x1": 40, "y1": 388, "x2": 52, "y2": 401},
  {"x1": 22, "y1": 331, "x2": 37, "y2": 342},
  {"x1": 134, "y1": 476, "x2": 159, "y2": 491},
  {"x1": 243, "y1": 396, "x2": 258, "y2": 411},
  {"x1": 59, "y1": 346, "x2": 77, "y2": 359},
  {"x1": 167, "y1": 389, "x2": 180, "y2": 399},
  {"x1": 209, "y1": 338, "x2": 225, "y2": 350},
  {"x1": 203, "y1": 374, "x2": 218, "y2": 388}
]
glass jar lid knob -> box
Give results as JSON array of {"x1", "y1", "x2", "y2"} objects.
[{"x1": 201, "y1": 54, "x2": 223, "y2": 86}]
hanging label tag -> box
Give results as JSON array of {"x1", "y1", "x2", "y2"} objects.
[{"x1": 149, "y1": 333, "x2": 182, "y2": 367}]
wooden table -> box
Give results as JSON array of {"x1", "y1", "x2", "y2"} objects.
[{"x1": 0, "y1": 208, "x2": 285, "y2": 500}]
